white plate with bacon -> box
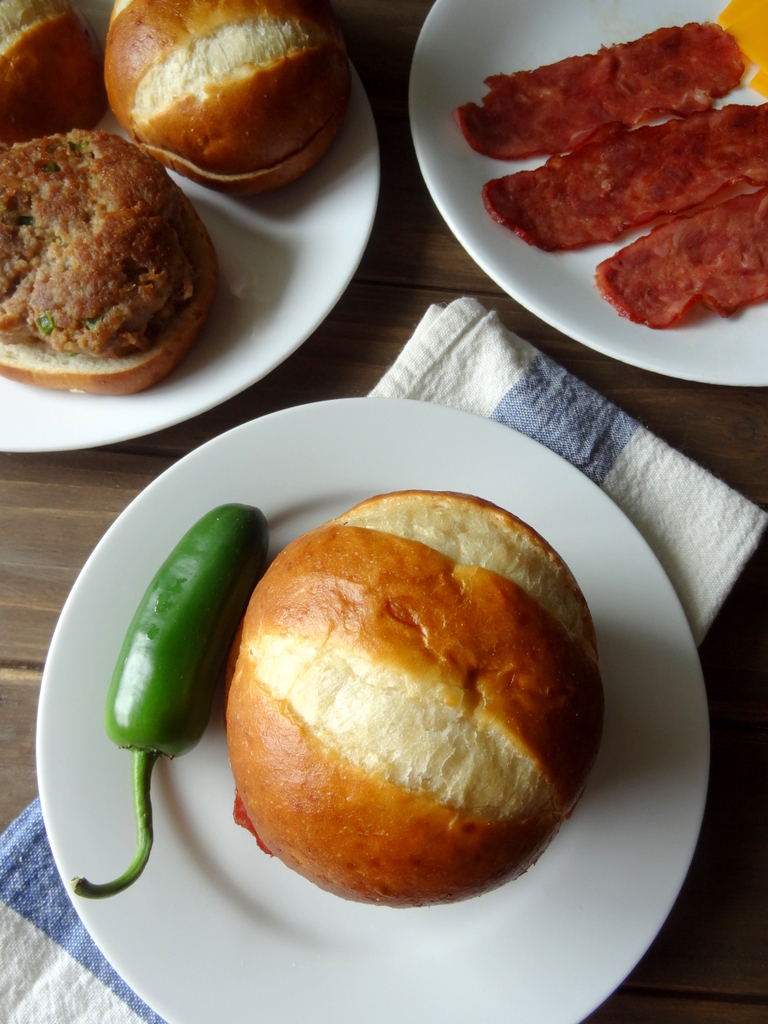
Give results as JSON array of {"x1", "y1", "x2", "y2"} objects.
[{"x1": 409, "y1": 0, "x2": 768, "y2": 385}]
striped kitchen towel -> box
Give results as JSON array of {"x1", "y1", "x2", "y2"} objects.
[
  {"x1": 0, "y1": 799, "x2": 163, "y2": 1024},
  {"x1": 370, "y1": 297, "x2": 767, "y2": 644},
  {"x1": 2, "y1": 296, "x2": 766, "y2": 1024}
]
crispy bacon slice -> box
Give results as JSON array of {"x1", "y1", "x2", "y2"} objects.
[
  {"x1": 482, "y1": 104, "x2": 768, "y2": 251},
  {"x1": 595, "y1": 188, "x2": 768, "y2": 328},
  {"x1": 456, "y1": 23, "x2": 744, "y2": 160}
]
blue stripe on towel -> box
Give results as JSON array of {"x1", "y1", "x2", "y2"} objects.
[
  {"x1": 0, "y1": 799, "x2": 166, "y2": 1024},
  {"x1": 490, "y1": 351, "x2": 639, "y2": 485}
]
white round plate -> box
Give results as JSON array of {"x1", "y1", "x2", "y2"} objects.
[
  {"x1": 409, "y1": 0, "x2": 768, "y2": 385},
  {"x1": 37, "y1": 398, "x2": 709, "y2": 1024},
  {"x1": 0, "y1": 1, "x2": 379, "y2": 452}
]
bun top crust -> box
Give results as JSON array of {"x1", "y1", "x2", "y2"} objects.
[
  {"x1": 337, "y1": 490, "x2": 598, "y2": 660},
  {"x1": 0, "y1": 0, "x2": 69, "y2": 54},
  {"x1": 105, "y1": 0, "x2": 350, "y2": 185},
  {"x1": 243, "y1": 492, "x2": 602, "y2": 818},
  {"x1": 0, "y1": 0, "x2": 107, "y2": 144},
  {"x1": 227, "y1": 490, "x2": 603, "y2": 904}
]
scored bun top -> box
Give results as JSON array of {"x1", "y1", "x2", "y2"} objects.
[
  {"x1": 226, "y1": 491, "x2": 604, "y2": 906},
  {"x1": 0, "y1": 0, "x2": 108, "y2": 144},
  {"x1": 105, "y1": 0, "x2": 351, "y2": 193}
]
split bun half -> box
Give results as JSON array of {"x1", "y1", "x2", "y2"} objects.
[
  {"x1": 226, "y1": 491, "x2": 604, "y2": 906},
  {"x1": 0, "y1": 0, "x2": 107, "y2": 144},
  {"x1": 0, "y1": 130, "x2": 217, "y2": 394},
  {"x1": 104, "y1": 0, "x2": 351, "y2": 194}
]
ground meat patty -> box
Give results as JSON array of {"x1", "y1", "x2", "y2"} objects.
[
  {"x1": 595, "y1": 188, "x2": 768, "y2": 328},
  {"x1": 0, "y1": 130, "x2": 196, "y2": 358},
  {"x1": 482, "y1": 104, "x2": 768, "y2": 251},
  {"x1": 456, "y1": 23, "x2": 744, "y2": 160}
]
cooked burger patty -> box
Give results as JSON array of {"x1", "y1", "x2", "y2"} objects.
[{"x1": 0, "y1": 130, "x2": 197, "y2": 358}]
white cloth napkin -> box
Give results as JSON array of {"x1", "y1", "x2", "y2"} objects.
[
  {"x1": 371, "y1": 297, "x2": 767, "y2": 645},
  {"x1": 2, "y1": 297, "x2": 765, "y2": 1024}
]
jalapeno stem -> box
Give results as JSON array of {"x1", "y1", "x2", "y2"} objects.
[{"x1": 72, "y1": 749, "x2": 159, "y2": 899}]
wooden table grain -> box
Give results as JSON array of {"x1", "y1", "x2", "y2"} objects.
[{"x1": 2, "y1": 2, "x2": 767, "y2": 1021}]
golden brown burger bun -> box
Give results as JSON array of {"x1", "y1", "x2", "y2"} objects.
[
  {"x1": 0, "y1": 0, "x2": 107, "y2": 145},
  {"x1": 0, "y1": 130, "x2": 218, "y2": 394},
  {"x1": 226, "y1": 490, "x2": 604, "y2": 907},
  {"x1": 104, "y1": 0, "x2": 352, "y2": 194}
]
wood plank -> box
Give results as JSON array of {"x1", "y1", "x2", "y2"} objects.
[
  {"x1": 355, "y1": 117, "x2": 497, "y2": 295},
  {"x1": 700, "y1": 536, "x2": 768, "y2": 725},
  {"x1": 587, "y1": 989, "x2": 768, "y2": 1023},
  {"x1": 0, "y1": 449, "x2": 173, "y2": 496},
  {"x1": 0, "y1": 668, "x2": 40, "y2": 834},
  {"x1": 628, "y1": 726, "x2": 768, "y2": 997},
  {"x1": 0, "y1": 507, "x2": 126, "y2": 664},
  {"x1": 0, "y1": 451, "x2": 174, "y2": 665},
  {"x1": 335, "y1": 0, "x2": 435, "y2": 118},
  {"x1": 0, "y1": 506, "x2": 131, "y2": 572},
  {"x1": 0, "y1": 604, "x2": 62, "y2": 669}
]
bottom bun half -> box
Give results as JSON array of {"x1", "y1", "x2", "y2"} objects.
[
  {"x1": 139, "y1": 99, "x2": 348, "y2": 196},
  {"x1": 0, "y1": 133, "x2": 218, "y2": 395},
  {"x1": 226, "y1": 491, "x2": 604, "y2": 906},
  {"x1": 0, "y1": 192, "x2": 216, "y2": 395}
]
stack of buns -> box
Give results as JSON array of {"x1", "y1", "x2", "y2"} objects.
[
  {"x1": 226, "y1": 491, "x2": 604, "y2": 906},
  {"x1": 104, "y1": 0, "x2": 351, "y2": 193}
]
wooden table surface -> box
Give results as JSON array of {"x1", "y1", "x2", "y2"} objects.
[{"x1": 2, "y1": 2, "x2": 767, "y2": 1021}]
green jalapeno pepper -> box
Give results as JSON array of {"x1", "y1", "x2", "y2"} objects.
[{"x1": 72, "y1": 503, "x2": 269, "y2": 900}]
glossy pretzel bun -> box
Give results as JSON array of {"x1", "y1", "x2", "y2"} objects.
[
  {"x1": 0, "y1": 0, "x2": 107, "y2": 144},
  {"x1": 226, "y1": 491, "x2": 604, "y2": 906},
  {"x1": 104, "y1": 0, "x2": 351, "y2": 194}
]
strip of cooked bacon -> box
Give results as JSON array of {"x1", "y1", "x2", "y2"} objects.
[
  {"x1": 482, "y1": 104, "x2": 768, "y2": 251},
  {"x1": 456, "y1": 23, "x2": 744, "y2": 160},
  {"x1": 595, "y1": 188, "x2": 768, "y2": 328}
]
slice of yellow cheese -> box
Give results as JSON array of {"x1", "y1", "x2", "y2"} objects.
[
  {"x1": 750, "y1": 67, "x2": 768, "y2": 97},
  {"x1": 717, "y1": 0, "x2": 765, "y2": 30},
  {"x1": 721, "y1": 0, "x2": 768, "y2": 71},
  {"x1": 719, "y1": 0, "x2": 768, "y2": 96}
]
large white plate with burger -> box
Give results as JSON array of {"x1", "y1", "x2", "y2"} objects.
[
  {"x1": 0, "y1": 0, "x2": 379, "y2": 452},
  {"x1": 409, "y1": 0, "x2": 768, "y2": 385},
  {"x1": 37, "y1": 398, "x2": 709, "y2": 1024}
]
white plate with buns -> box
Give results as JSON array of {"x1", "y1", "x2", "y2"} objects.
[
  {"x1": 38, "y1": 398, "x2": 709, "y2": 1024},
  {"x1": 0, "y1": 0, "x2": 379, "y2": 451},
  {"x1": 409, "y1": 0, "x2": 768, "y2": 385}
]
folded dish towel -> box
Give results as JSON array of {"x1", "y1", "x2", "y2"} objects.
[
  {"x1": 2, "y1": 296, "x2": 765, "y2": 1024},
  {"x1": 0, "y1": 800, "x2": 162, "y2": 1024},
  {"x1": 371, "y1": 297, "x2": 767, "y2": 646}
]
